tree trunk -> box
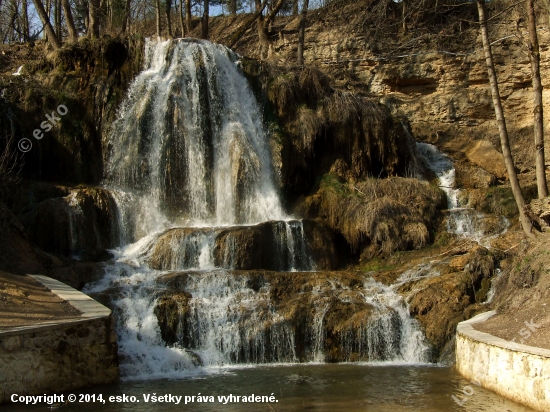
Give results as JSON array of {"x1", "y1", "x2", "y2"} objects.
[
  {"x1": 178, "y1": 0, "x2": 185, "y2": 36},
  {"x1": 9, "y1": 0, "x2": 18, "y2": 43},
  {"x1": 402, "y1": 0, "x2": 407, "y2": 33},
  {"x1": 201, "y1": 0, "x2": 209, "y2": 39},
  {"x1": 476, "y1": 0, "x2": 535, "y2": 238},
  {"x1": 22, "y1": 0, "x2": 29, "y2": 41},
  {"x1": 121, "y1": 0, "x2": 132, "y2": 34},
  {"x1": 228, "y1": 0, "x2": 236, "y2": 14},
  {"x1": 254, "y1": 0, "x2": 284, "y2": 59},
  {"x1": 526, "y1": 0, "x2": 548, "y2": 198},
  {"x1": 88, "y1": 0, "x2": 100, "y2": 38},
  {"x1": 156, "y1": 0, "x2": 162, "y2": 36},
  {"x1": 255, "y1": 0, "x2": 270, "y2": 58},
  {"x1": 45, "y1": 0, "x2": 50, "y2": 41},
  {"x1": 61, "y1": 0, "x2": 78, "y2": 41},
  {"x1": 296, "y1": 0, "x2": 308, "y2": 65},
  {"x1": 185, "y1": 0, "x2": 191, "y2": 35},
  {"x1": 227, "y1": 0, "x2": 267, "y2": 48},
  {"x1": 54, "y1": 0, "x2": 61, "y2": 39},
  {"x1": 292, "y1": 0, "x2": 298, "y2": 16},
  {"x1": 32, "y1": 0, "x2": 61, "y2": 48},
  {"x1": 166, "y1": 0, "x2": 172, "y2": 37}
]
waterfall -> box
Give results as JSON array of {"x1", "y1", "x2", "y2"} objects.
[
  {"x1": 83, "y1": 38, "x2": 431, "y2": 380},
  {"x1": 105, "y1": 39, "x2": 284, "y2": 234},
  {"x1": 416, "y1": 142, "x2": 509, "y2": 243}
]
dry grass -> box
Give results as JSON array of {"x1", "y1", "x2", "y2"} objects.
[
  {"x1": 264, "y1": 64, "x2": 411, "y2": 179},
  {"x1": 301, "y1": 174, "x2": 446, "y2": 258}
]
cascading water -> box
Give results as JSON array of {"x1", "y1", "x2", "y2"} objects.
[
  {"x1": 84, "y1": 38, "x2": 430, "y2": 380},
  {"x1": 105, "y1": 38, "x2": 284, "y2": 231},
  {"x1": 416, "y1": 142, "x2": 509, "y2": 243}
]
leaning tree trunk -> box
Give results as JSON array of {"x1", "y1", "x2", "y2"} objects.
[
  {"x1": 61, "y1": 0, "x2": 78, "y2": 41},
  {"x1": 296, "y1": 0, "x2": 309, "y2": 65},
  {"x1": 32, "y1": 0, "x2": 61, "y2": 48},
  {"x1": 201, "y1": 0, "x2": 209, "y2": 39},
  {"x1": 476, "y1": 0, "x2": 535, "y2": 238},
  {"x1": 526, "y1": 0, "x2": 548, "y2": 198},
  {"x1": 402, "y1": 0, "x2": 407, "y2": 33}
]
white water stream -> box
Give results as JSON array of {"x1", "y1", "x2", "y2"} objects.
[{"x1": 416, "y1": 142, "x2": 509, "y2": 244}]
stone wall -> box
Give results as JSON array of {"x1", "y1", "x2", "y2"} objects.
[
  {"x1": 456, "y1": 311, "x2": 550, "y2": 412},
  {"x1": 0, "y1": 276, "x2": 119, "y2": 404}
]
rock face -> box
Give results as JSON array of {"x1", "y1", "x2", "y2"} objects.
[
  {"x1": 209, "y1": 2, "x2": 550, "y2": 180},
  {"x1": 248, "y1": 65, "x2": 418, "y2": 201},
  {"x1": 19, "y1": 187, "x2": 120, "y2": 260},
  {"x1": 0, "y1": 38, "x2": 143, "y2": 184},
  {"x1": 465, "y1": 140, "x2": 507, "y2": 180},
  {"x1": 0, "y1": 202, "x2": 46, "y2": 275},
  {"x1": 147, "y1": 220, "x2": 341, "y2": 271},
  {"x1": 402, "y1": 246, "x2": 495, "y2": 354}
]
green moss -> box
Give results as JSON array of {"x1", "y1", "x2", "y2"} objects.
[
  {"x1": 482, "y1": 187, "x2": 518, "y2": 217},
  {"x1": 319, "y1": 173, "x2": 353, "y2": 197},
  {"x1": 475, "y1": 277, "x2": 491, "y2": 302}
]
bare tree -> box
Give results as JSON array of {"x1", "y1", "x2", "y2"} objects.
[
  {"x1": 88, "y1": 0, "x2": 100, "y2": 37},
  {"x1": 297, "y1": 0, "x2": 308, "y2": 65},
  {"x1": 54, "y1": 0, "x2": 61, "y2": 39},
  {"x1": 201, "y1": 0, "x2": 208, "y2": 39},
  {"x1": 61, "y1": 0, "x2": 78, "y2": 41},
  {"x1": 0, "y1": 133, "x2": 22, "y2": 202},
  {"x1": 178, "y1": 0, "x2": 185, "y2": 36},
  {"x1": 254, "y1": 0, "x2": 285, "y2": 58},
  {"x1": 121, "y1": 0, "x2": 131, "y2": 34},
  {"x1": 185, "y1": 0, "x2": 191, "y2": 35},
  {"x1": 525, "y1": 0, "x2": 548, "y2": 198},
  {"x1": 32, "y1": 0, "x2": 61, "y2": 48},
  {"x1": 228, "y1": 0, "x2": 236, "y2": 15},
  {"x1": 156, "y1": 0, "x2": 161, "y2": 36},
  {"x1": 22, "y1": 0, "x2": 29, "y2": 40},
  {"x1": 165, "y1": 0, "x2": 172, "y2": 37},
  {"x1": 476, "y1": 0, "x2": 535, "y2": 238}
]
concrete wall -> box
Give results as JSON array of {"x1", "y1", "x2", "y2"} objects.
[
  {"x1": 0, "y1": 275, "x2": 119, "y2": 404},
  {"x1": 456, "y1": 311, "x2": 550, "y2": 412}
]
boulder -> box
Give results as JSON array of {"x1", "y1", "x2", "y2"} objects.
[{"x1": 465, "y1": 140, "x2": 507, "y2": 180}]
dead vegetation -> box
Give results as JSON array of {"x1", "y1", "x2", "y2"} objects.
[{"x1": 298, "y1": 173, "x2": 446, "y2": 259}]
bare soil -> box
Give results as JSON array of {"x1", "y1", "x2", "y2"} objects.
[
  {"x1": 473, "y1": 304, "x2": 550, "y2": 351},
  {"x1": 474, "y1": 234, "x2": 550, "y2": 351},
  {"x1": 0, "y1": 270, "x2": 81, "y2": 330}
]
